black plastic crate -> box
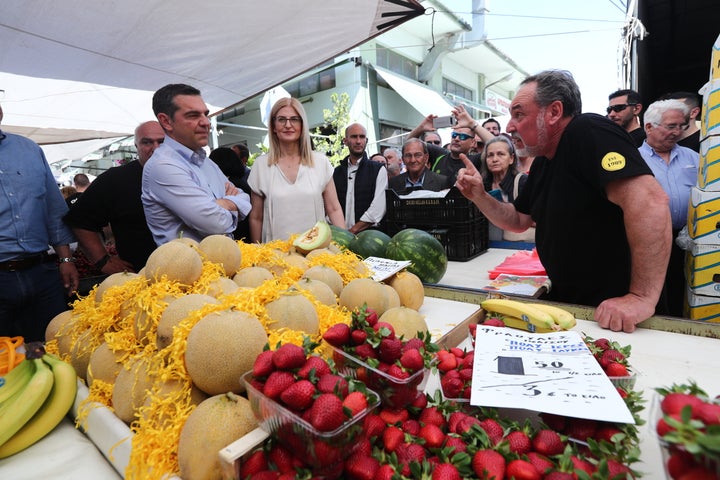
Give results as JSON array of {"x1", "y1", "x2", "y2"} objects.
[
  {"x1": 386, "y1": 216, "x2": 489, "y2": 262},
  {"x1": 385, "y1": 188, "x2": 482, "y2": 224}
]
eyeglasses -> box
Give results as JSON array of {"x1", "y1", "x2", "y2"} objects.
[
  {"x1": 427, "y1": 140, "x2": 441, "y2": 145},
  {"x1": 402, "y1": 152, "x2": 426, "y2": 160},
  {"x1": 606, "y1": 103, "x2": 637, "y2": 114},
  {"x1": 451, "y1": 132, "x2": 473, "y2": 141},
  {"x1": 655, "y1": 122, "x2": 690, "y2": 132},
  {"x1": 275, "y1": 116, "x2": 302, "y2": 125}
]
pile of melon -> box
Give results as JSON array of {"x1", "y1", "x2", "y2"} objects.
[{"x1": 46, "y1": 226, "x2": 428, "y2": 480}]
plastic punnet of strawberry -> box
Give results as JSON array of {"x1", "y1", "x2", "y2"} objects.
[
  {"x1": 653, "y1": 382, "x2": 720, "y2": 478},
  {"x1": 582, "y1": 333, "x2": 637, "y2": 390}
]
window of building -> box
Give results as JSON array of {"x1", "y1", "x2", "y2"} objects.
[
  {"x1": 376, "y1": 47, "x2": 418, "y2": 81},
  {"x1": 378, "y1": 123, "x2": 411, "y2": 148},
  {"x1": 285, "y1": 65, "x2": 336, "y2": 98},
  {"x1": 442, "y1": 78, "x2": 474, "y2": 102}
]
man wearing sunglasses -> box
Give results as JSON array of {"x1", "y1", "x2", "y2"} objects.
[
  {"x1": 607, "y1": 89, "x2": 646, "y2": 147},
  {"x1": 456, "y1": 70, "x2": 671, "y2": 334},
  {"x1": 407, "y1": 108, "x2": 494, "y2": 188}
]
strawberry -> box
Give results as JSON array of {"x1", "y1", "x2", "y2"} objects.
[
  {"x1": 280, "y1": 379, "x2": 316, "y2": 411},
  {"x1": 667, "y1": 450, "x2": 698, "y2": 479},
  {"x1": 419, "y1": 406, "x2": 446, "y2": 428},
  {"x1": 396, "y1": 442, "x2": 426, "y2": 466},
  {"x1": 437, "y1": 350, "x2": 458, "y2": 371},
  {"x1": 344, "y1": 454, "x2": 380, "y2": 480},
  {"x1": 382, "y1": 425, "x2": 405, "y2": 452},
  {"x1": 354, "y1": 343, "x2": 377, "y2": 360},
  {"x1": 249, "y1": 472, "x2": 281, "y2": 480},
  {"x1": 297, "y1": 355, "x2": 331, "y2": 380},
  {"x1": 472, "y1": 449, "x2": 506, "y2": 480},
  {"x1": 656, "y1": 414, "x2": 680, "y2": 437},
  {"x1": 401, "y1": 419, "x2": 421, "y2": 436},
  {"x1": 506, "y1": 459, "x2": 542, "y2": 480},
  {"x1": 364, "y1": 308, "x2": 379, "y2": 326},
  {"x1": 378, "y1": 337, "x2": 403, "y2": 363},
  {"x1": 526, "y1": 452, "x2": 553, "y2": 476},
  {"x1": 605, "y1": 362, "x2": 629, "y2": 377},
  {"x1": 354, "y1": 436, "x2": 373, "y2": 457},
  {"x1": 458, "y1": 368, "x2": 473, "y2": 381},
  {"x1": 570, "y1": 456, "x2": 595, "y2": 476},
  {"x1": 506, "y1": 430, "x2": 532, "y2": 454},
  {"x1": 593, "y1": 337, "x2": 611, "y2": 350},
  {"x1": 468, "y1": 323, "x2": 478, "y2": 337},
  {"x1": 268, "y1": 444, "x2": 299, "y2": 473},
  {"x1": 402, "y1": 337, "x2": 425, "y2": 351},
  {"x1": 386, "y1": 364, "x2": 410, "y2": 380},
  {"x1": 411, "y1": 392, "x2": 429, "y2": 409},
  {"x1": 263, "y1": 370, "x2": 296, "y2": 400},
  {"x1": 483, "y1": 317, "x2": 505, "y2": 327},
  {"x1": 599, "y1": 349, "x2": 626, "y2": 369},
  {"x1": 565, "y1": 418, "x2": 598, "y2": 441},
  {"x1": 540, "y1": 412, "x2": 567, "y2": 432},
  {"x1": 596, "y1": 425, "x2": 623, "y2": 443},
  {"x1": 449, "y1": 347, "x2": 464, "y2": 358},
  {"x1": 676, "y1": 466, "x2": 719, "y2": 480},
  {"x1": 400, "y1": 348, "x2": 424, "y2": 372},
  {"x1": 238, "y1": 449, "x2": 268, "y2": 478},
  {"x1": 363, "y1": 413, "x2": 386, "y2": 439},
  {"x1": 695, "y1": 401, "x2": 720, "y2": 425},
  {"x1": 272, "y1": 343, "x2": 306, "y2": 370},
  {"x1": 444, "y1": 435, "x2": 467, "y2": 456},
  {"x1": 343, "y1": 391, "x2": 368, "y2": 416},
  {"x1": 252, "y1": 349, "x2": 276, "y2": 378},
  {"x1": 432, "y1": 463, "x2": 461, "y2": 480},
  {"x1": 532, "y1": 429, "x2": 565, "y2": 456},
  {"x1": 317, "y1": 373, "x2": 349, "y2": 396},
  {"x1": 374, "y1": 464, "x2": 396, "y2": 480},
  {"x1": 661, "y1": 392, "x2": 705, "y2": 416},
  {"x1": 455, "y1": 415, "x2": 482, "y2": 436},
  {"x1": 351, "y1": 329, "x2": 368, "y2": 345},
  {"x1": 479, "y1": 418, "x2": 504, "y2": 445},
  {"x1": 419, "y1": 423, "x2": 446, "y2": 449},
  {"x1": 448, "y1": 411, "x2": 469, "y2": 434},
  {"x1": 323, "y1": 322, "x2": 351, "y2": 347},
  {"x1": 441, "y1": 377, "x2": 464, "y2": 398},
  {"x1": 311, "y1": 438, "x2": 344, "y2": 465},
  {"x1": 373, "y1": 321, "x2": 395, "y2": 338},
  {"x1": 309, "y1": 393, "x2": 347, "y2": 432},
  {"x1": 605, "y1": 459, "x2": 633, "y2": 478},
  {"x1": 543, "y1": 472, "x2": 575, "y2": 480},
  {"x1": 379, "y1": 407, "x2": 409, "y2": 425}
]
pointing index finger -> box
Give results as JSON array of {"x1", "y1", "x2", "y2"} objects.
[{"x1": 459, "y1": 153, "x2": 477, "y2": 174}]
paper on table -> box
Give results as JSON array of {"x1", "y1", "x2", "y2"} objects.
[
  {"x1": 364, "y1": 257, "x2": 412, "y2": 282},
  {"x1": 480, "y1": 274, "x2": 551, "y2": 297},
  {"x1": 470, "y1": 326, "x2": 634, "y2": 424}
]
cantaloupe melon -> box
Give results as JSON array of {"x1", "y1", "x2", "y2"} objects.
[
  {"x1": 45, "y1": 310, "x2": 74, "y2": 343},
  {"x1": 145, "y1": 241, "x2": 203, "y2": 286},
  {"x1": 386, "y1": 271, "x2": 424, "y2": 310},
  {"x1": 378, "y1": 306, "x2": 429, "y2": 340},
  {"x1": 156, "y1": 294, "x2": 219, "y2": 351},
  {"x1": 293, "y1": 220, "x2": 332, "y2": 255},
  {"x1": 133, "y1": 294, "x2": 175, "y2": 345},
  {"x1": 265, "y1": 291, "x2": 320, "y2": 334},
  {"x1": 112, "y1": 356, "x2": 156, "y2": 424},
  {"x1": 302, "y1": 265, "x2": 344, "y2": 296},
  {"x1": 184, "y1": 310, "x2": 268, "y2": 395},
  {"x1": 178, "y1": 393, "x2": 257, "y2": 480},
  {"x1": 198, "y1": 234, "x2": 242, "y2": 277},
  {"x1": 95, "y1": 271, "x2": 140, "y2": 303},
  {"x1": 293, "y1": 278, "x2": 337, "y2": 306},
  {"x1": 232, "y1": 266, "x2": 274, "y2": 288},
  {"x1": 340, "y1": 278, "x2": 398, "y2": 316},
  {"x1": 205, "y1": 277, "x2": 240, "y2": 298},
  {"x1": 87, "y1": 342, "x2": 124, "y2": 387},
  {"x1": 68, "y1": 329, "x2": 93, "y2": 381}
]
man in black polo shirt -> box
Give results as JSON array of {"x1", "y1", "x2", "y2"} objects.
[
  {"x1": 333, "y1": 123, "x2": 387, "y2": 234},
  {"x1": 456, "y1": 70, "x2": 672, "y2": 333}
]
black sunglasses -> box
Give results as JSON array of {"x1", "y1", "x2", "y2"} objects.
[
  {"x1": 451, "y1": 132, "x2": 473, "y2": 141},
  {"x1": 606, "y1": 103, "x2": 637, "y2": 114}
]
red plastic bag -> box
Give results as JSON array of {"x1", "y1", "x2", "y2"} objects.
[{"x1": 488, "y1": 249, "x2": 547, "y2": 279}]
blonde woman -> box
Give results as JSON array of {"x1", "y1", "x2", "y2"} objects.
[{"x1": 248, "y1": 97, "x2": 345, "y2": 242}]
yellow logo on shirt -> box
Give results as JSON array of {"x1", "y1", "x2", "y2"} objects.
[{"x1": 601, "y1": 152, "x2": 626, "y2": 171}]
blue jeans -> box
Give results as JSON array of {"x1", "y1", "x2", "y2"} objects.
[{"x1": 0, "y1": 262, "x2": 70, "y2": 342}]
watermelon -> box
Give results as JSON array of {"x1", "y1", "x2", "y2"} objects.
[
  {"x1": 385, "y1": 229, "x2": 447, "y2": 284},
  {"x1": 329, "y1": 224, "x2": 356, "y2": 249},
  {"x1": 349, "y1": 229, "x2": 392, "y2": 259}
]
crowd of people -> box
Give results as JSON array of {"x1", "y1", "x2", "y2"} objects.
[{"x1": 0, "y1": 70, "x2": 702, "y2": 341}]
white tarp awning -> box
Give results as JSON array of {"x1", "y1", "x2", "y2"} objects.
[
  {"x1": 374, "y1": 66, "x2": 456, "y2": 118},
  {"x1": 0, "y1": 0, "x2": 423, "y2": 144}
]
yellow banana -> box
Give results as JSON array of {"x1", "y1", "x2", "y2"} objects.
[
  {"x1": 481, "y1": 298, "x2": 557, "y2": 330},
  {"x1": 528, "y1": 303, "x2": 577, "y2": 330},
  {"x1": 0, "y1": 354, "x2": 78, "y2": 457},
  {"x1": 0, "y1": 359, "x2": 35, "y2": 405},
  {"x1": 501, "y1": 315, "x2": 557, "y2": 333},
  {"x1": 0, "y1": 358, "x2": 54, "y2": 447}
]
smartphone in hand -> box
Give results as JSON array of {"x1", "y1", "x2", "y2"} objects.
[{"x1": 432, "y1": 116, "x2": 457, "y2": 129}]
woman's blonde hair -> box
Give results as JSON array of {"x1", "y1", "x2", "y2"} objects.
[{"x1": 266, "y1": 97, "x2": 314, "y2": 166}]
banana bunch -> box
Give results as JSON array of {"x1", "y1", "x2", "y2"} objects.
[
  {"x1": 0, "y1": 346, "x2": 78, "y2": 458},
  {"x1": 481, "y1": 298, "x2": 577, "y2": 333}
]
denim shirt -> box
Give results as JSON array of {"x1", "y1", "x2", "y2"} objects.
[
  {"x1": 0, "y1": 130, "x2": 75, "y2": 261},
  {"x1": 639, "y1": 141, "x2": 698, "y2": 230}
]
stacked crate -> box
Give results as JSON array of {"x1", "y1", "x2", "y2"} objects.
[
  {"x1": 384, "y1": 188, "x2": 489, "y2": 261},
  {"x1": 685, "y1": 33, "x2": 720, "y2": 321}
]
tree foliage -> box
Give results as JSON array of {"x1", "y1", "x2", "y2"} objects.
[{"x1": 312, "y1": 92, "x2": 350, "y2": 166}]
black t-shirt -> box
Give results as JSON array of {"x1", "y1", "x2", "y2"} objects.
[
  {"x1": 63, "y1": 160, "x2": 157, "y2": 271},
  {"x1": 427, "y1": 144, "x2": 482, "y2": 188},
  {"x1": 514, "y1": 114, "x2": 653, "y2": 306},
  {"x1": 678, "y1": 130, "x2": 700, "y2": 152},
  {"x1": 628, "y1": 127, "x2": 646, "y2": 147}
]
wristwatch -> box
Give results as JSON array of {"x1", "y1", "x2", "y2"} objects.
[
  {"x1": 93, "y1": 254, "x2": 111, "y2": 269},
  {"x1": 470, "y1": 121, "x2": 479, "y2": 131},
  {"x1": 58, "y1": 257, "x2": 75, "y2": 264}
]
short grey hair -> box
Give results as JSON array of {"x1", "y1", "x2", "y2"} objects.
[
  {"x1": 521, "y1": 70, "x2": 582, "y2": 117},
  {"x1": 644, "y1": 99, "x2": 690, "y2": 127}
]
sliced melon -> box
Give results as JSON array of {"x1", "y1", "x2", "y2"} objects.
[{"x1": 293, "y1": 220, "x2": 332, "y2": 255}]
